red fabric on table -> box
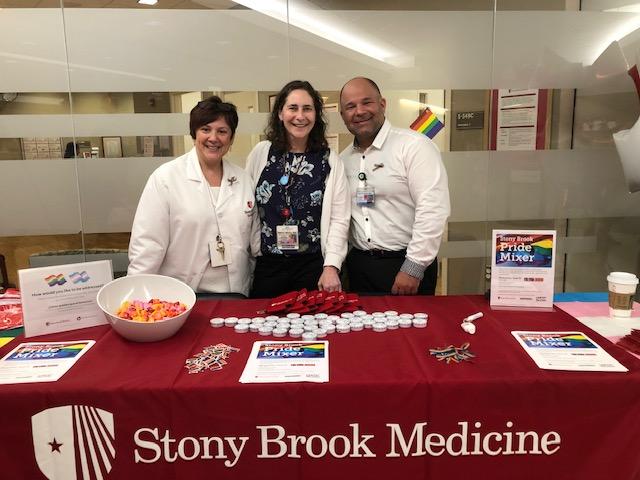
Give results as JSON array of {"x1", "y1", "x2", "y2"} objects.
[{"x1": 1, "y1": 295, "x2": 639, "y2": 480}]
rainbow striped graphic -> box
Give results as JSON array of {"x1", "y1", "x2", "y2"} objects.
[
  {"x1": 531, "y1": 238, "x2": 553, "y2": 257},
  {"x1": 44, "y1": 274, "x2": 66, "y2": 287},
  {"x1": 410, "y1": 107, "x2": 444, "y2": 139},
  {"x1": 301, "y1": 343, "x2": 326, "y2": 358},
  {"x1": 61, "y1": 343, "x2": 91, "y2": 352},
  {"x1": 8, "y1": 342, "x2": 92, "y2": 360},
  {"x1": 519, "y1": 333, "x2": 597, "y2": 349},
  {"x1": 257, "y1": 342, "x2": 326, "y2": 359}
]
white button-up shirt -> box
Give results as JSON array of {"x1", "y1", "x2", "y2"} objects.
[{"x1": 340, "y1": 119, "x2": 450, "y2": 271}]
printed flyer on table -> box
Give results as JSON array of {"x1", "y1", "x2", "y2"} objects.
[
  {"x1": 0, "y1": 340, "x2": 95, "y2": 384},
  {"x1": 240, "y1": 341, "x2": 329, "y2": 383},
  {"x1": 512, "y1": 331, "x2": 627, "y2": 372}
]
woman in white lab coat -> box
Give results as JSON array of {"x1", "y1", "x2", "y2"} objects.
[{"x1": 128, "y1": 96, "x2": 260, "y2": 296}]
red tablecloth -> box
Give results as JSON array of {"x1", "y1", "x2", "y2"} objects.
[{"x1": 1, "y1": 295, "x2": 639, "y2": 480}]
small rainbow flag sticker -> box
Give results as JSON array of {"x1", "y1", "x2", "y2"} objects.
[
  {"x1": 44, "y1": 274, "x2": 66, "y2": 287},
  {"x1": 410, "y1": 107, "x2": 444, "y2": 139}
]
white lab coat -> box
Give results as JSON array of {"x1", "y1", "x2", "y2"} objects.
[{"x1": 128, "y1": 148, "x2": 260, "y2": 296}]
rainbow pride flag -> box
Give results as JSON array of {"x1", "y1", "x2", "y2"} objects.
[
  {"x1": 410, "y1": 107, "x2": 444, "y2": 139},
  {"x1": 44, "y1": 274, "x2": 66, "y2": 287}
]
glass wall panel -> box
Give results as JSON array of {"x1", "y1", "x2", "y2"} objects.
[
  {"x1": 60, "y1": 4, "x2": 293, "y2": 277},
  {"x1": 0, "y1": 7, "x2": 79, "y2": 287},
  {"x1": 1, "y1": 0, "x2": 638, "y2": 295},
  {"x1": 489, "y1": 3, "x2": 640, "y2": 294}
]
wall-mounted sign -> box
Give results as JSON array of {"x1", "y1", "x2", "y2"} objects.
[
  {"x1": 456, "y1": 111, "x2": 484, "y2": 129},
  {"x1": 143, "y1": 136, "x2": 154, "y2": 157},
  {"x1": 489, "y1": 89, "x2": 548, "y2": 151},
  {"x1": 22, "y1": 137, "x2": 62, "y2": 159}
]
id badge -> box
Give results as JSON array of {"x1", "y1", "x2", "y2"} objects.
[
  {"x1": 356, "y1": 186, "x2": 375, "y2": 206},
  {"x1": 209, "y1": 240, "x2": 231, "y2": 267},
  {"x1": 276, "y1": 225, "x2": 299, "y2": 250}
]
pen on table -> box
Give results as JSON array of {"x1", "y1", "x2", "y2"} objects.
[{"x1": 463, "y1": 312, "x2": 483, "y2": 323}]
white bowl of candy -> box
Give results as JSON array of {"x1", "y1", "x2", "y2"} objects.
[{"x1": 97, "y1": 274, "x2": 196, "y2": 342}]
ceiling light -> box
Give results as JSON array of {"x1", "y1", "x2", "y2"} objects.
[
  {"x1": 138, "y1": 0, "x2": 158, "y2": 5},
  {"x1": 229, "y1": 0, "x2": 412, "y2": 67}
]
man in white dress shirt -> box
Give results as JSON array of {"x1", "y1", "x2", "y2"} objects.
[{"x1": 339, "y1": 77, "x2": 450, "y2": 295}]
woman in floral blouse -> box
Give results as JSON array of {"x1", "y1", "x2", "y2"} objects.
[{"x1": 246, "y1": 80, "x2": 350, "y2": 298}]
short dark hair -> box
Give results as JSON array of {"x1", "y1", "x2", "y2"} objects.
[
  {"x1": 189, "y1": 96, "x2": 238, "y2": 139},
  {"x1": 339, "y1": 77, "x2": 382, "y2": 102},
  {"x1": 266, "y1": 80, "x2": 328, "y2": 153}
]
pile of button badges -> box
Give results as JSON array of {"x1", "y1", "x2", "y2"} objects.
[
  {"x1": 210, "y1": 310, "x2": 429, "y2": 340},
  {"x1": 185, "y1": 343, "x2": 240, "y2": 374}
]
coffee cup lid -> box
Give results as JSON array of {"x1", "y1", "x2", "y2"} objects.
[{"x1": 607, "y1": 272, "x2": 639, "y2": 285}]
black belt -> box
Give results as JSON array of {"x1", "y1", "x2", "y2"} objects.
[
  {"x1": 261, "y1": 251, "x2": 322, "y2": 260},
  {"x1": 351, "y1": 248, "x2": 406, "y2": 259}
]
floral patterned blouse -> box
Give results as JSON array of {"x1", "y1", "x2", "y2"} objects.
[{"x1": 255, "y1": 145, "x2": 331, "y2": 255}]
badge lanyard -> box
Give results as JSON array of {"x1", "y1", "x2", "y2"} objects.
[
  {"x1": 202, "y1": 168, "x2": 229, "y2": 266},
  {"x1": 276, "y1": 152, "x2": 301, "y2": 250},
  {"x1": 278, "y1": 154, "x2": 296, "y2": 224},
  {"x1": 357, "y1": 154, "x2": 374, "y2": 242},
  {"x1": 356, "y1": 155, "x2": 376, "y2": 206}
]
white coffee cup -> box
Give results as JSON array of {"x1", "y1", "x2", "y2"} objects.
[{"x1": 607, "y1": 272, "x2": 639, "y2": 318}]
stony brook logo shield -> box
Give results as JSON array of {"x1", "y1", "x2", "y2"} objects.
[{"x1": 32, "y1": 405, "x2": 115, "y2": 480}]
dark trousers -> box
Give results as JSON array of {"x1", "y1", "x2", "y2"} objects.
[
  {"x1": 346, "y1": 248, "x2": 437, "y2": 295},
  {"x1": 251, "y1": 253, "x2": 324, "y2": 298}
]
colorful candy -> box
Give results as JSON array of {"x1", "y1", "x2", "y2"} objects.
[{"x1": 116, "y1": 298, "x2": 188, "y2": 322}]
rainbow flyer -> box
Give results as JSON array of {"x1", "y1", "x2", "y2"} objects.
[
  {"x1": 512, "y1": 331, "x2": 627, "y2": 372},
  {"x1": 240, "y1": 341, "x2": 329, "y2": 383},
  {"x1": 490, "y1": 229, "x2": 556, "y2": 310},
  {"x1": 0, "y1": 340, "x2": 95, "y2": 384}
]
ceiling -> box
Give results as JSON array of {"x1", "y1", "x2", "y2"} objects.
[{"x1": 0, "y1": 0, "x2": 580, "y2": 11}]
